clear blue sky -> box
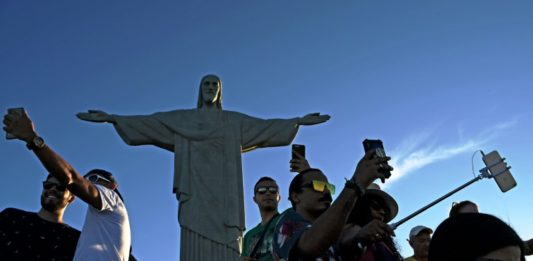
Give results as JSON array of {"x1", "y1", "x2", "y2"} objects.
[{"x1": 1, "y1": 1, "x2": 532, "y2": 260}]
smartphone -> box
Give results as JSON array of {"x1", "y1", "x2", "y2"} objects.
[
  {"x1": 363, "y1": 139, "x2": 391, "y2": 181},
  {"x1": 482, "y1": 150, "x2": 517, "y2": 192},
  {"x1": 5, "y1": 107, "x2": 25, "y2": 140},
  {"x1": 290, "y1": 144, "x2": 306, "y2": 172},
  {"x1": 292, "y1": 144, "x2": 305, "y2": 160}
]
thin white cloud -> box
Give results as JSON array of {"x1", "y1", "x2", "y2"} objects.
[{"x1": 383, "y1": 120, "x2": 517, "y2": 188}]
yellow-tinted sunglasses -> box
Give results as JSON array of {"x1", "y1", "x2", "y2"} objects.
[{"x1": 302, "y1": 180, "x2": 335, "y2": 195}]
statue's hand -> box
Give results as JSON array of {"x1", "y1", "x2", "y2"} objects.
[
  {"x1": 298, "y1": 113, "x2": 331, "y2": 126},
  {"x1": 76, "y1": 110, "x2": 114, "y2": 123}
]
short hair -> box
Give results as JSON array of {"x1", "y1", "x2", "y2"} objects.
[
  {"x1": 449, "y1": 200, "x2": 477, "y2": 217},
  {"x1": 254, "y1": 176, "x2": 277, "y2": 192},
  {"x1": 429, "y1": 213, "x2": 525, "y2": 261},
  {"x1": 44, "y1": 174, "x2": 67, "y2": 185},
  {"x1": 288, "y1": 168, "x2": 322, "y2": 208}
]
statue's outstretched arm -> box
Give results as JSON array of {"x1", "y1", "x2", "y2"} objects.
[
  {"x1": 297, "y1": 113, "x2": 331, "y2": 126},
  {"x1": 77, "y1": 110, "x2": 115, "y2": 123}
]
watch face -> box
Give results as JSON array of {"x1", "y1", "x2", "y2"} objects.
[{"x1": 34, "y1": 136, "x2": 45, "y2": 148}]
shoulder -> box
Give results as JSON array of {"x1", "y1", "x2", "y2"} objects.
[
  {"x1": 1, "y1": 208, "x2": 31, "y2": 217},
  {"x1": 94, "y1": 184, "x2": 122, "y2": 209},
  {"x1": 152, "y1": 109, "x2": 195, "y2": 117},
  {"x1": 61, "y1": 224, "x2": 82, "y2": 236},
  {"x1": 276, "y1": 209, "x2": 311, "y2": 238},
  {"x1": 278, "y1": 209, "x2": 307, "y2": 223},
  {"x1": 273, "y1": 209, "x2": 311, "y2": 259},
  {"x1": 244, "y1": 222, "x2": 263, "y2": 236},
  {"x1": 222, "y1": 110, "x2": 253, "y2": 118}
]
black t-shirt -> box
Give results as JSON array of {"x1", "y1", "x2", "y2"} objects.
[{"x1": 0, "y1": 208, "x2": 81, "y2": 261}]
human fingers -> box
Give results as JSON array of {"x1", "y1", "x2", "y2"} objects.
[
  {"x1": 371, "y1": 156, "x2": 394, "y2": 172},
  {"x1": 376, "y1": 221, "x2": 395, "y2": 237},
  {"x1": 4, "y1": 113, "x2": 17, "y2": 122},
  {"x1": 3, "y1": 117, "x2": 11, "y2": 126}
]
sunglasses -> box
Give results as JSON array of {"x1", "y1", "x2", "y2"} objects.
[
  {"x1": 256, "y1": 186, "x2": 279, "y2": 194},
  {"x1": 42, "y1": 181, "x2": 67, "y2": 192},
  {"x1": 301, "y1": 180, "x2": 335, "y2": 195},
  {"x1": 86, "y1": 174, "x2": 112, "y2": 184}
]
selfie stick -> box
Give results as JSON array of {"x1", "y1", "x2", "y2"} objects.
[{"x1": 389, "y1": 153, "x2": 510, "y2": 230}]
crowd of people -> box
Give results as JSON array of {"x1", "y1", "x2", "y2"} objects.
[
  {"x1": 240, "y1": 152, "x2": 532, "y2": 261},
  {"x1": 1, "y1": 75, "x2": 530, "y2": 261}
]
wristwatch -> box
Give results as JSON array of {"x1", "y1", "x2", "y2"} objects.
[
  {"x1": 345, "y1": 178, "x2": 365, "y2": 197},
  {"x1": 26, "y1": 136, "x2": 45, "y2": 150}
]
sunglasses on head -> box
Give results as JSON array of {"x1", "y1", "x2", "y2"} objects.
[
  {"x1": 256, "y1": 186, "x2": 278, "y2": 194},
  {"x1": 86, "y1": 174, "x2": 112, "y2": 184},
  {"x1": 301, "y1": 180, "x2": 335, "y2": 195},
  {"x1": 42, "y1": 181, "x2": 67, "y2": 192}
]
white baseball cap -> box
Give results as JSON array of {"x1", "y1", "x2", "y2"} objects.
[{"x1": 409, "y1": 225, "x2": 433, "y2": 239}]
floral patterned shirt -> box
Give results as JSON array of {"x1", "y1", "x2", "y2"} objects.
[{"x1": 273, "y1": 209, "x2": 339, "y2": 261}]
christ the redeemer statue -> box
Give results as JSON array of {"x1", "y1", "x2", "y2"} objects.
[{"x1": 77, "y1": 74, "x2": 330, "y2": 260}]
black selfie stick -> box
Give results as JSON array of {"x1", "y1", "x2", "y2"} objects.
[{"x1": 389, "y1": 152, "x2": 511, "y2": 230}]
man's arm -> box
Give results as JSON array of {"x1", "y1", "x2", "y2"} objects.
[
  {"x1": 294, "y1": 151, "x2": 392, "y2": 257},
  {"x1": 3, "y1": 110, "x2": 103, "y2": 209}
]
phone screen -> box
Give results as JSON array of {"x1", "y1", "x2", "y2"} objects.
[
  {"x1": 482, "y1": 150, "x2": 517, "y2": 192},
  {"x1": 292, "y1": 144, "x2": 305, "y2": 160}
]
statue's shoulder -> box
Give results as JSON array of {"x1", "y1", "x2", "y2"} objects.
[
  {"x1": 153, "y1": 109, "x2": 196, "y2": 116},
  {"x1": 221, "y1": 110, "x2": 250, "y2": 118},
  {"x1": 154, "y1": 109, "x2": 253, "y2": 120}
]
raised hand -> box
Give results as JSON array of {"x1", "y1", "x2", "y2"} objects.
[
  {"x1": 352, "y1": 149, "x2": 393, "y2": 188},
  {"x1": 290, "y1": 149, "x2": 311, "y2": 172},
  {"x1": 3, "y1": 109, "x2": 37, "y2": 142},
  {"x1": 76, "y1": 110, "x2": 114, "y2": 123},
  {"x1": 297, "y1": 113, "x2": 331, "y2": 126}
]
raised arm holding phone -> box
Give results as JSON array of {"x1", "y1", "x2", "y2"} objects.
[
  {"x1": 3, "y1": 108, "x2": 132, "y2": 261},
  {"x1": 272, "y1": 146, "x2": 393, "y2": 260}
]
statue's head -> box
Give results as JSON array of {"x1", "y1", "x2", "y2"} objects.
[{"x1": 197, "y1": 74, "x2": 222, "y2": 109}]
